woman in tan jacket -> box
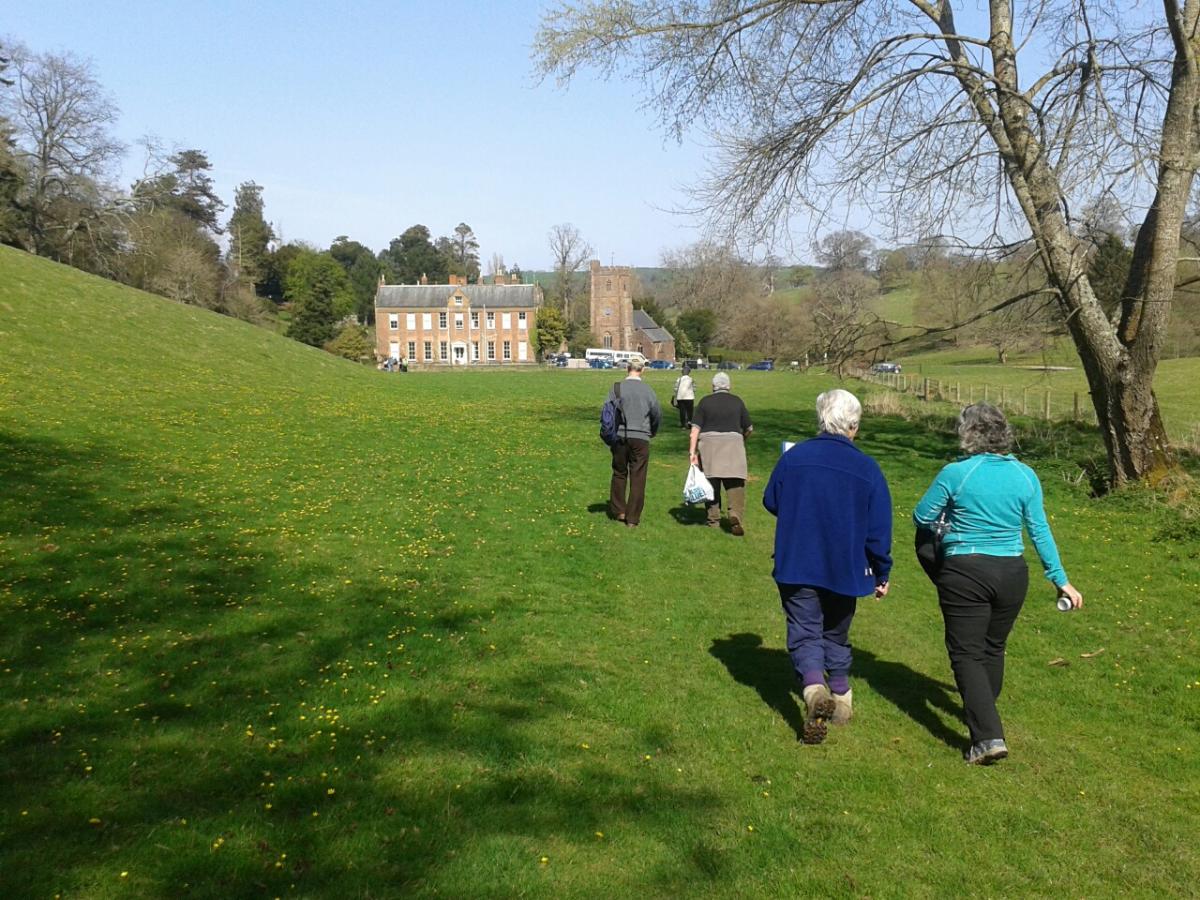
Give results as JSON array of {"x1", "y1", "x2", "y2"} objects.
[{"x1": 688, "y1": 371, "x2": 753, "y2": 534}]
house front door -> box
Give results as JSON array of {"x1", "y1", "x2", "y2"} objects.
[{"x1": 452, "y1": 342, "x2": 467, "y2": 365}]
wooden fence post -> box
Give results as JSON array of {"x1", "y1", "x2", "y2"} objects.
[
  {"x1": 1043, "y1": 390, "x2": 1051, "y2": 420},
  {"x1": 924, "y1": 377, "x2": 930, "y2": 401},
  {"x1": 1022, "y1": 388, "x2": 1028, "y2": 415},
  {"x1": 1073, "y1": 392, "x2": 1080, "y2": 421},
  {"x1": 956, "y1": 382, "x2": 961, "y2": 403},
  {"x1": 983, "y1": 384, "x2": 989, "y2": 403}
]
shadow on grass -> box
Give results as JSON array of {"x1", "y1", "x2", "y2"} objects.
[
  {"x1": 852, "y1": 649, "x2": 964, "y2": 750},
  {"x1": 708, "y1": 633, "x2": 965, "y2": 750},
  {"x1": 668, "y1": 503, "x2": 709, "y2": 527},
  {"x1": 708, "y1": 633, "x2": 805, "y2": 741},
  {"x1": 0, "y1": 430, "x2": 725, "y2": 896}
]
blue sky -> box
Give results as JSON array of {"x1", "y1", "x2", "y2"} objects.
[{"x1": 8, "y1": 1, "x2": 723, "y2": 268}]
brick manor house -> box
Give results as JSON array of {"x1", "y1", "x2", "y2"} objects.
[
  {"x1": 589, "y1": 261, "x2": 675, "y2": 361},
  {"x1": 374, "y1": 273, "x2": 543, "y2": 366}
]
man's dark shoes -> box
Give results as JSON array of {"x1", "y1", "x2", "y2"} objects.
[
  {"x1": 965, "y1": 738, "x2": 1008, "y2": 765},
  {"x1": 730, "y1": 520, "x2": 745, "y2": 536},
  {"x1": 801, "y1": 684, "x2": 836, "y2": 744}
]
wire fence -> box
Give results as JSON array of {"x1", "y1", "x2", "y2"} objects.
[{"x1": 857, "y1": 370, "x2": 1099, "y2": 425}]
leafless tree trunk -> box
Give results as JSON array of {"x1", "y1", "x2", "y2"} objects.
[{"x1": 537, "y1": 0, "x2": 1196, "y2": 487}]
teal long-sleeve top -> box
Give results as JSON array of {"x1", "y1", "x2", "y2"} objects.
[{"x1": 912, "y1": 453, "x2": 1069, "y2": 587}]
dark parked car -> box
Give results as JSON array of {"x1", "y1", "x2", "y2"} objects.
[
  {"x1": 684, "y1": 358, "x2": 710, "y2": 370},
  {"x1": 747, "y1": 360, "x2": 774, "y2": 371},
  {"x1": 646, "y1": 359, "x2": 675, "y2": 369},
  {"x1": 717, "y1": 360, "x2": 742, "y2": 370},
  {"x1": 589, "y1": 357, "x2": 615, "y2": 369},
  {"x1": 870, "y1": 362, "x2": 902, "y2": 374}
]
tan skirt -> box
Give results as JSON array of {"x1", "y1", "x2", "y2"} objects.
[{"x1": 698, "y1": 431, "x2": 748, "y2": 480}]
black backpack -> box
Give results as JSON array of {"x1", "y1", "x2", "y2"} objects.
[{"x1": 599, "y1": 382, "x2": 624, "y2": 446}]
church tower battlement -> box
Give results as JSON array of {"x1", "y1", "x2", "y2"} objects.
[{"x1": 589, "y1": 260, "x2": 634, "y2": 351}]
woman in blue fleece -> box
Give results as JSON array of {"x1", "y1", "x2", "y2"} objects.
[
  {"x1": 914, "y1": 403, "x2": 1083, "y2": 765},
  {"x1": 764, "y1": 389, "x2": 892, "y2": 745}
]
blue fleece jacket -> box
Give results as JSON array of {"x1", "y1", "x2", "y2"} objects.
[
  {"x1": 912, "y1": 453, "x2": 1068, "y2": 587},
  {"x1": 763, "y1": 433, "x2": 893, "y2": 597}
]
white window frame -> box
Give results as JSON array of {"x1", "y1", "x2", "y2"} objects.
[
  {"x1": 503, "y1": 340, "x2": 512, "y2": 360},
  {"x1": 422, "y1": 313, "x2": 432, "y2": 329},
  {"x1": 439, "y1": 341, "x2": 449, "y2": 361},
  {"x1": 518, "y1": 311, "x2": 527, "y2": 330},
  {"x1": 487, "y1": 341, "x2": 496, "y2": 360},
  {"x1": 486, "y1": 311, "x2": 495, "y2": 328},
  {"x1": 388, "y1": 313, "x2": 398, "y2": 330},
  {"x1": 424, "y1": 341, "x2": 433, "y2": 361},
  {"x1": 472, "y1": 341, "x2": 479, "y2": 360},
  {"x1": 439, "y1": 311, "x2": 448, "y2": 329},
  {"x1": 407, "y1": 341, "x2": 416, "y2": 360},
  {"x1": 470, "y1": 311, "x2": 479, "y2": 328},
  {"x1": 406, "y1": 313, "x2": 416, "y2": 330},
  {"x1": 455, "y1": 312, "x2": 464, "y2": 330},
  {"x1": 502, "y1": 312, "x2": 512, "y2": 329},
  {"x1": 518, "y1": 341, "x2": 527, "y2": 361}
]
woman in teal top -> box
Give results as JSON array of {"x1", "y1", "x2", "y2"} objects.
[{"x1": 914, "y1": 403, "x2": 1083, "y2": 766}]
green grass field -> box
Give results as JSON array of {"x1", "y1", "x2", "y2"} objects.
[{"x1": 2, "y1": 245, "x2": 1199, "y2": 898}]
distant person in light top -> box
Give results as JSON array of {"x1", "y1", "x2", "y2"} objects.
[
  {"x1": 673, "y1": 365, "x2": 696, "y2": 429},
  {"x1": 606, "y1": 359, "x2": 662, "y2": 528},
  {"x1": 913, "y1": 403, "x2": 1083, "y2": 766},
  {"x1": 763, "y1": 388, "x2": 892, "y2": 745},
  {"x1": 688, "y1": 371, "x2": 752, "y2": 534}
]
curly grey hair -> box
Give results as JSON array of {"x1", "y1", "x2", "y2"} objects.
[
  {"x1": 957, "y1": 403, "x2": 1014, "y2": 455},
  {"x1": 712, "y1": 371, "x2": 731, "y2": 391}
]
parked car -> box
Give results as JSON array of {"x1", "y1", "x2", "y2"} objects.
[
  {"x1": 589, "y1": 357, "x2": 615, "y2": 369},
  {"x1": 747, "y1": 360, "x2": 774, "y2": 371},
  {"x1": 646, "y1": 359, "x2": 676, "y2": 369},
  {"x1": 552, "y1": 355, "x2": 570, "y2": 368},
  {"x1": 684, "y1": 358, "x2": 709, "y2": 370},
  {"x1": 717, "y1": 360, "x2": 742, "y2": 370},
  {"x1": 870, "y1": 362, "x2": 902, "y2": 374}
]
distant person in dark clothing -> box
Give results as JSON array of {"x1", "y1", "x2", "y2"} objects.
[
  {"x1": 606, "y1": 359, "x2": 662, "y2": 528},
  {"x1": 688, "y1": 371, "x2": 752, "y2": 534},
  {"x1": 673, "y1": 366, "x2": 696, "y2": 428},
  {"x1": 763, "y1": 388, "x2": 892, "y2": 744}
]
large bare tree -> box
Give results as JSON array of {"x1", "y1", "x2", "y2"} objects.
[
  {"x1": 537, "y1": 0, "x2": 1197, "y2": 487},
  {"x1": 547, "y1": 222, "x2": 593, "y2": 322},
  {"x1": 2, "y1": 43, "x2": 123, "y2": 260}
]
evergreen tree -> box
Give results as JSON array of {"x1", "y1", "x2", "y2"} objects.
[
  {"x1": 1087, "y1": 232, "x2": 1132, "y2": 319},
  {"x1": 381, "y1": 224, "x2": 448, "y2": 284},
  {"x1": 285, "y1": 249, "x2": 352, "y2": 347},
  {"x1": 226, "y1": 181, "x2": 274, "y2": 289}
]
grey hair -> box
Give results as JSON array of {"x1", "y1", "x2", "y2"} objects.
[
  {"x1": 712, "y1": 371, "x2": 731, "y2": 391},
  {"x1": 957, "y1": 403, "x2": 1014, "y2": 455},
  {"x1": 815, "y1": 389, "x2": 861, "y2": 436},
  {"x1": 627, "y1": 358, "x2": 645, "y2": 372}
]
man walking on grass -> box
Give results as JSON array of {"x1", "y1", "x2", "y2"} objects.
[
  {"x1": 607, "y1": 359, "x2": 661, "y2": 528},
  {"x1": 763, "y1": 388, "x2": 892, "y2": 744}
]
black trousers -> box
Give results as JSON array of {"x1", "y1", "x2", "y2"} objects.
[
  {"x1": 677, "y1": 399, "x2": 694, "y2": 428},
  {"x1": 936, "y1": 554, "x2": 1029, "y2": 743},
  {"x1": 609, "y1": 439, "x2": 650, "y2": 525}
]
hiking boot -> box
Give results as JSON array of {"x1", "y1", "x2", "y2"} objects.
[
  {"x1": 965, "y1": 738, "x2": 1009, "y2": 765},
  {"x1": 801, "y1": 684, "x2": 836, "y2": 744},
  {"x1": 730, "y1": 520, "x2": 744, "y2": 536},
  {"x1": 831, "y1": 689, "x2": 852, "y2": 725}
]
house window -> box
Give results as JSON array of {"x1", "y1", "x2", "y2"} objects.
[
  {"x1": 503, "y1": 340, "x2": 511, "y2": 360},
  {"x1": 502, "y1": 312, "x2": 511, "y2": 329},
  {"x1": 603, "y1": 333, "x2": 612, "y2": 348},
  {"x1": 472, "y1": 342, "x2": 479, "y2": 360},
  {"x1": 518, "y1": 311, "x2": 527, "y2": 330},
  {"x1": 454, "y1": 295, "x2": 463, "y2": 306},
  {"x1": 389, "y1": 340, "x2": 400, "y2": 359},
  {"x1": 407, "y1": 341, "x2": 416, "y2": 360},
  {"x1": 486, "y1": 311, "x2": 495, "y2": 328},
  {"x1": 406, "y1": 313, "x2": 416, "y2": 330},
  {"x1": 388, "y1": 313, "x2": 398, "y2": 330},
  {"x1": 439, "y1": 311, "x2": 448, "y2": 329},
  {"x1": 518, "y1": 341, "x2": 527, "y2": 361},
  {"x1": 424, "y1": 341, "x2": 433, "y2": 361},
  {"x1": 422, "y1": 313, "x2": 432, "y2": 329},
  {"x1": 439, "y1": 341, "x2": 448, "y2": 361},
  {"x1": 455, "y1": 312, "x2": 464, "y2": 330},
  {"x1": 487, "y1": 340, "x2": 496, "y2": 360},
  {"x1": 470, "y1": 311, "x2": 479, "y2": 328}
]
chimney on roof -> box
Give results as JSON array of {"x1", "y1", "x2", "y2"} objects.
[
  {"x1": 420, "y1": 273, "x2": 428, "y2": 285},
  {"x1": 510, "y1": 273, "x2": 519, "y2": 284},
  {"x1": 378, "y1": 273, "x2": 386, "y2": 287}
]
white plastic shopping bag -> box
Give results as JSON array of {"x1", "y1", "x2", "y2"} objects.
[{"x1": 683, "y1": 464, "x2": 714, "y2": 505}]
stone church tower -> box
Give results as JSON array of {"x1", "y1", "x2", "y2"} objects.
[{"x1": 589, "y1": 260, "x2": 634, "y2": 350}]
